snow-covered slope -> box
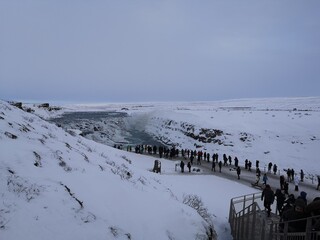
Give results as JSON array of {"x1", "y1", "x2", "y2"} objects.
[
  {"x1": 127, "y1": 97, "x2": 320, "y2": 177},
  {"x1": 0, "y1": 100, "x2": 218, "y2": 240},
  {"x1": 3, "y1": 97, "x2": 318, "y2": 240}
]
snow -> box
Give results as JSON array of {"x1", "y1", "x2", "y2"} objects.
[{"x1": 1, "y1": 97, "x2": 320, "y2": 240}]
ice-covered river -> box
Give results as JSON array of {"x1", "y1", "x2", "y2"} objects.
[{"x1": 50, "y1": 111, "x2": 163, "y2": 147}]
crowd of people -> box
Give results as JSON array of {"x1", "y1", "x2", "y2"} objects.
[
  {"x1": 121, "y1": 144, "x2": 320, "y2": 233},
  {"x1": 122, "y1": 144, "x2": 320, "y2": 190}
]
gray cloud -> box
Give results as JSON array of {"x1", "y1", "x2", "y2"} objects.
[{"x1": 1, "y1": 0, "x2": 319, "y2": 103}]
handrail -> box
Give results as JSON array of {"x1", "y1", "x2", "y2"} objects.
[{"x1": 229, "y1": 192, "x2": 320, "y2": 240}]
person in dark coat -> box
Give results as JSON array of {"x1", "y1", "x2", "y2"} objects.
[
  {"x1": 261, "y1": 184, "x2": 275, "y2": 217},
  {"x1": 275, "y1": 189, "x2": 285, "y2": 216},
  {"x1": 236, "y1": 166, "x2": 241, "y2": 180},
  {"x1": 218, "y1": 161, "x2": 222, "y2": 173},
  {"x1": 300, "y1": 169, "x2": 304, "y2": 182},
  {"x1": 297, "y1": 191, "x2": 307, "y2": 205},
  {"x1": 306, "y1": 197, "x2": 320, "y2": 231},
  {"x1": 281, "y1": 198, "x2": 308, "y2": 232},
  {"x1": 306, "y1": 197, "x2": 320, "y2": 217},
  {"x1": 248, "y1": 161, "x2": 252, "y2": 171},
  {"x1": 256, "y1": 167, "x2": 261, "y2": 179},
  {"x1": 190, "y1": 154, "x2": 194, "y2": 165},
  {"x1": 287, "y1": 168, "x2": 291, "y2": 182},
  {"x1": 273, "y1": 164, "x2": 278, "y2": 175},
  {"x1": 281, "y1": 194, "x2": 296, "y2": 216},
  {"x1": 180, "y1": 161, "x2": 185, "y2": 173},
  {"x1": 234, "y1": 157, "x2": 239, "y2": 168},
  {"x1": 211, "y1": 161, "x2": 216, "y2": 172},
  {"x1": 223, "y1": 154, "x2": 228, "y2": 166},
  {"x1": 317, "y1": 175, "x2": 320, "y2": 190},
  {"x1": 268, "y1": 162, "x2": 273, "y2": 172},
  {"x1": 187, "y1": 161, "x2": 191, "y2": 173},
  {"x1": 283, "y1": 181, "x2": 289, "y2": 195},
  {"x1": 280, "y1": 175, "x2": 285, "y2": 190}
]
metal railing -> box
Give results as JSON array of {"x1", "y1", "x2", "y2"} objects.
[{"x1": 229, "y1": 193, "x2": 320, "y2": 240}]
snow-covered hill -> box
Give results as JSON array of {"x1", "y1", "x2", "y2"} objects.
[
  {"x1": 37, "y1": 97, "x2": 319, "y2": 180},
  {"x1": 1, "y1": 100, "x2": 225, "y2": 240},
  {"x1": 124, "y1": 97, "x2": 320, "y2": 177},
  {"x1": 2, "y1": 97, "x2": 319, "y2": 240}
]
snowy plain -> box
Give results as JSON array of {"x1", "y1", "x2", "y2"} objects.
[{"x1": 1, "y1": 97, "x2": 320, "y2": 240}]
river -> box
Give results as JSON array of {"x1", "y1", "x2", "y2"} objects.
[{"x1": 49, "y1": 111, "x2": 163, "y2": 147}]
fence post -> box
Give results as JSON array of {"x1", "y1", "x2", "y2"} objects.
[
  {"x1": 251, "y1": 203, "x2": 256, "y2": 240},
  {"x1": 283, "y1": 221, "x2": 288, "y2": 240},
  {"x1": 305, "y1": 217, "x2": 312, "y2": 240},
  {"x1": 245, "y1": 204, "x2": 250, "y2": 239},
  {"x1": 268, "y1": 220, "x2": 273, "y2": 240}
]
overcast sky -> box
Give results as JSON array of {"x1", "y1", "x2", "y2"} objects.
[{"x1": 1, "y1": 0, "x2": 320, "y2": 103}]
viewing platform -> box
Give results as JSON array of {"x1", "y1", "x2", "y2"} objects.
[{"x1": 229, "y1": 192, "x2": 320, "y2": 240}]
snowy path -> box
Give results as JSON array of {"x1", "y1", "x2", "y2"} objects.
[{"x1": 134, "y1": 151, "x2": 320, "y2": 202}]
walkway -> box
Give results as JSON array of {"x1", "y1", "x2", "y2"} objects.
[{"x1": 136, "y1": 151, "x2": 320, "y2": 202}]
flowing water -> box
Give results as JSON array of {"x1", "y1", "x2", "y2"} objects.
[{"x1": 50, "y1": 111, "x2": 163, "y2": 147}]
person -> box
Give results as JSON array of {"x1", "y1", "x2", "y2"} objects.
[
  {"x1": 256, "y1": 168, "x2": 261, "y2": 182},
  {"x1": 180, "y1": 160, "x2": 185, "y2": 173},
  {"x1": 236, "y1": 166, "x2": 241, "y2": 180},
  {"x1": 306, "y1": 197, "x2": 320, "y2": 217},
  {"x1": 218, "y1": 161, "x2": 222, "y2": 173},
  {"x1": 281, "y1": 194, "x2": 296, "y2": 215},
  {"x1": 283, "y1": 181, "x2": 289, "y2": 195},
  {"x1": 305, "y1": 197, "x2": 320, "y2": 232},
  {"x1": 317, "y1": 175, "x2": 320, "y2": 190},
  {"x1": 248, "y1": 161, "x2": 252, "y2": 171},
  {"x1": 281, "y1": 198, "x2": 308, "y2": 232},
  {"x1": 261, "y1": 184, "x2": 275, "y2": 217},
  {"x1": 273, "y1": 164, "x2": 278, "y2": 175},
  {"x1": 263, "y1": 173, "x2": 268, "y2": 185},
  {"x1": 255, "y1": 173, "x2": 261, "y2": 185},
  {"x1": 190, "y1": 154, "x2": 194, "y2": 165},
  {"x1": 275, "y1": 189, "x2": 285, "y2": 216},
  {"x1": 187, "y1": 161, "x2": 191, "y2": 173},
  {"x1": 268, "y1": 162, "x2": 273, "y2": 172},
  {"x1": 291, "y1": 169, "x2": 295, "y2": 182},
  {"x1": 223, "y1": 154, "x2": 228, "y2": 166},
  {"x1": 300, "y1": 169, "x2": 304, "y2": 182},
  {"x1": 211, "y1": 161, "x2": 216, "y2": 172},
  {"x1": 280, "y1": 175, "x2": 285, "y2": 190},
  {"x1": 294, "y1": 175, "x2": 300, "y2": 191},
  {"x1": 297, "y1": 191, "x2": 307, "y2": 205},
  {"x1": 234, "y1": 157, "x2": 239, "y2": 167}
]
